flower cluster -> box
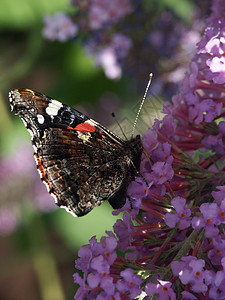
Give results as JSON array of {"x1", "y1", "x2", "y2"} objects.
[
  {"x1": 0, "y1": 141, "x2": 55, "y2": 235},
  {"x1": 74, "y1": 234, "x2": 141, "y2": 299},
  {"x1": 43, "y1": 13, "x2": 78, "y2": 42},
  {"x1": 43, "y1": 0, "x2": 133, "y2": 79},
  {"x1": 42, "y1": 1, "x2": 208, "y2": 96},
  {"x1": 74, "y1": 0, "x2": 225, "y2": 299}
]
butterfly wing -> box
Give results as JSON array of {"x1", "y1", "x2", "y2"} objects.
[{"x1": 9, "y1": 89, "x2": 142, "y2": 216}]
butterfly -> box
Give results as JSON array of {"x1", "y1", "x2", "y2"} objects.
[{"x1": 9, "y1": 89, "x2": 143, "y2": 216}]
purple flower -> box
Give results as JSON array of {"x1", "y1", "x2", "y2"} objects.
[
  {"x1": 151, "y1": 142, "x2": 172, "y2": 163},
  {"x1": 93, "y1": 34, "x2": 131, "y2": 80},
  {"x1": 145, "y1": 280, "x2": 176, "y2": 300},
  {"x1": 214, "y1": 257, "x2": 225, "y2": 287},
  {"x1": 96, "y1": 47, "x2": 122, "y2": 79},
  {"x1": 150, "y1": 161, "x2": 174, "y2": 184},
  {"x1": 188, "y1": 62, "x2": 199, "y2": 89},
  {"x1": 68, "y1": 1, "x2": 133, "y2": 80},
  {"x1": 73, "y1": 273, "x2": 88, "y2": 300},
  {"x1": 74, "y1": 234, "x2": 119, "y2": 298},
  {"x1": 204, "y1": 36, "x2": 225, "y2": 56},
  {"x1": 212, "y1": 186, "x2": 225, "y2": 205},
  {"x1": 204, "y1": 36, "x2": 225, "y2": 84},
  {"x1": 73, "y1": 1, "x2": 225, "y2": 298},
  {"x1": 172, "y1": 256, "x2": 207, "y2": 293},
  {"x1": 207, "y1": 56, "x2": 225, "y2": 84},
  {"x1": 202, "y1": 133, "x2": 225, "y2": 155},
  {"x1": 112, "y1": 185, "x2": 143, "y2": 215},
  {"x1": 113, "y1": 213, "x2": 134, "y2": 252},
  {"x1": 184, "y1": 92, "x2": 200, "y2": 122},
  {"x1": 111, "y1": 34, "x2": 132, "y2": 59},
  {"x1": 116, "y1": 268, "x2": 142, "y2": 298},
  {"x1": 75, "y1": 235, "x2": 117, "y2": 273},
  {"x1": 209, "y1": 0, "x2": 225, "y2": 21},
  {"x1": 43, "y1": 13, "x2": 78, "y2": 42},
  {"x1": 73, "y1": 272, "x2": 83, "y2": 286},
  {"x1": 185, "y1": 94, "x2": 222, "y2": 125},
  {"x1": 208, "y1": 236, "x2": 225, "y2": 265},
  {"x1": 171, "y1": 255, "x2": 194, "y2": 276},
  {"x1": 192, "y1": 202, "x2": 220, "y2": 237},
  {"x1": 96, "y1": 291, "x2": 121, "y2": 300},
  {"x1": 217, "y1": 199, "x2": 225, "y2": 224},
  {"x1": 117, "y1": 177, "x2": 147, "y2": 217},
  {"x1": 164, "y1": 197, "x2": 191, "y2": 230},
  {"x1": 219, "y1": 121, "x2": 225, "y2": 134},
  {"x1": 153, "y1": 115, "x2": 176, "y2": 139},
  {"x1": 141, "y1": 129, "x2": 158, "y2": 153},
  {"x1": 204, "y1": 269, "x2": 225, "y2": 299},
  {"x1": 181, "y1": 291, "x2": 197, "y2": 300},
  {"x1": 87, "y1": 256, "x2": 111, "y2": 288},
  {"x1": 99, "y1": 235, "x2": 117, "y2": 265},
  {"x1": 127, "y1": 177, "x2": 148, "y2": 198},
  {"x1": 88, "y1": 0, "x2": 132, "y2": 30},
  {"x1": 75, "y1": 236, "x2": 97, "y2": 272},
  {"x1": 195, "y1": 99, "x2": 222, "y2": 124},
  {"x1": 208, "y1": 281, "x2": 225, "y2": 300}
]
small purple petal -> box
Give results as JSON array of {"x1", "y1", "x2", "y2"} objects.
[{"x1": 87, "y1": 273, "x2": 101, "y2": 288}]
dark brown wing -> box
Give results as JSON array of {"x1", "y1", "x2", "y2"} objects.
[{"x1": 9, "y1": 88, "x2": 142, "y2": 216}]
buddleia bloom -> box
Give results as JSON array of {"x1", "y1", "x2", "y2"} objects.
[{"x1": 74, "y1": 0, "x2": 225, "y2": 298}]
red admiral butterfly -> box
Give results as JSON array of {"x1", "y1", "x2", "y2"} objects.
[{"x1": 9, "y1": 89, "x2": 143, "y2": 216}]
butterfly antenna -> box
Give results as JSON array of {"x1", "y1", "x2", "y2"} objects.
[
  {"x1": 131, "y1": 73, "x2": 153, "y2": 138},
  {"x1": 112, "y1": 112, "x2": 128, "y2": 140}
]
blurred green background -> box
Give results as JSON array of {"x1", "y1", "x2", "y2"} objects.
[{"x1": 0, "y1": 0, "x2": 210, "y2": 299}]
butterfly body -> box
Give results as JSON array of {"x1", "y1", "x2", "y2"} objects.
[{"x1": 9, "y1": 89, "x2": 143, "y2": 216}]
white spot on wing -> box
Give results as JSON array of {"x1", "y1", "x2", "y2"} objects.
[
  {"x1": 37, "y1": 114, "x2": 45, "y2": 124},
  {"x1": 46, "y1": 99, "x2": 63, "y2": 116}
]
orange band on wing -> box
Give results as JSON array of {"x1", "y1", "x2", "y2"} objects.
[{"x1": 73, "y1": 122, "x2": 96, "y2": 132}]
